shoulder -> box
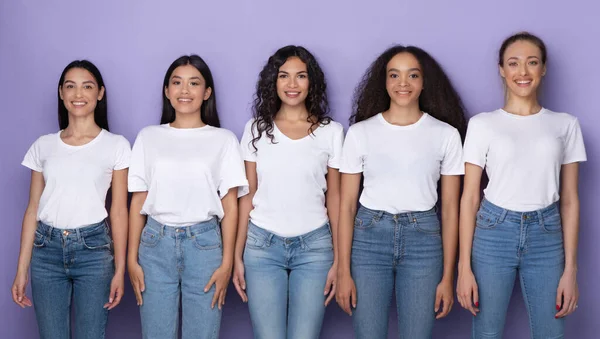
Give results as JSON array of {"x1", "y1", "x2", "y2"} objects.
[
  {"x1": 542, "y1": 108, "x2": 579, "y2": 124},
  {"x1": 319, "y1": 120, "x2": 344, "y2": 135},
  {"x1": 210, "y1": 126, "x2": 240, "y2": 144},
  {"x1": 102, "y1": 131, "x2": 131, "y2": 148}
]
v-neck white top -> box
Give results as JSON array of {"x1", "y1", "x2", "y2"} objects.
[{"x1": 240, "y1": 118, "x2": 344, "y2": 237}]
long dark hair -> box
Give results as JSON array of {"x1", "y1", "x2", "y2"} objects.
[
  {"x1": 499, "y1": 32, "x2": 547, "y2": 66},
  {"x1": 251, "y1": 45, "x2": 331, "y2": 150},
  {"x1": 351, "y1": 45, "x2": 466, "y2": 137},
  {"x1": 161, "y1": 55, "x2": 220, "y2": 127},
  {"x1": 57, "y1": 60, "x2": 109, "y2": 131}
]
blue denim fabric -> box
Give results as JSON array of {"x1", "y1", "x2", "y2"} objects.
[
  {"x1": 351, "y1": 205, "x2": 443, "y2": 339},
  {"x1": 138, "y1": 217, "x2": 223, "y2": 339},
  {"x1": 30, "y1": 220, "x2": 114, "y2": 339},
  {"x1": 472, "y1": 199, "x2": 565, "y2": 339},
  {"x1": 243, "y1": 221, "x2": 334, "y2": 339}
]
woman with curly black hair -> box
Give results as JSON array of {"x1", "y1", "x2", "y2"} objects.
[
  {"x1": 233, "y1": 45, "x2": 343, "y2": 339},
  {"x1": 336, "y1": 46, "x2": 467, "y2": 338}
]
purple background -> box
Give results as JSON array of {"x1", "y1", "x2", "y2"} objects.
[{"x1": 1, "y1": 0, "x2": 598, "y2": 338}]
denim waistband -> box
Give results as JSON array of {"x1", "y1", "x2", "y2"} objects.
[
  {"x1": 146, "y1": 216, "x2": 219, "y2": 238},
  {"x1": 479, "y1": 198, "x2": 559, "y2": 223},
  {"x1": 248, "y1": 221, "x2": 331, "y2": 242},
  {"x1": 357, "y1": 204, "x2": 437, "y2": 222},
  {"x1": 37, "y1": 220, "x2": 108, "y2": 240}
]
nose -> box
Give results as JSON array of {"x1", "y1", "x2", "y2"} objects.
[
  {"x1": 519, "y1": 63, "x2": 528, "y2": 76},
  {"x1": 182, "y1": 83, "x2": 189, "y2": 93},
  {"x1": 288, "y1": 76, "x2": 298, "y2": 88}
]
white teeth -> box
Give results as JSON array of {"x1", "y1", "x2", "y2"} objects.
[
  {"x1": 516, "y1": 80, "x2": 531, "y2": 84},
  {"x1": 398, "y1": 91, "x2": 410, "y2": 94},
  {"x1": 286, "y1": 92, "x2": 299, "y2": 95},
  {"x1": 178, "y1": 98, "x2": 192, "y2": 102},
  {"x1": 72, "y1": 102, "x2": 86, "y2": 106}
]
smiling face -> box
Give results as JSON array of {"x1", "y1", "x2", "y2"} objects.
[
  {"x1": 165, "y1": 64, "x2": 212, "y2": 117},
  {"x1": 59, "y1": 68, "x2": 104, "y2": 118},
  {"x1": 499, "y1": 40, "x2": 546, "y2": 99},
  {"x1": 276, "y1": 56, "x2": 309, "y2": 108},
  {"x1": 385, "y1": 52, "x2": 423, "y2": 108}
]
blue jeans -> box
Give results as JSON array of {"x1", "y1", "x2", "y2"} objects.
[
  {"x1": 30, "y1": 220, "x2": 114, "y2": 339},
  {"x1": 472, "y1": 199, "x2": 565, "y2": 339},
  {"x1": 244, "y1": 222, "x2": 334, "y2": 339},
  {"x1": 138, "y1": 217, "x2": 223, "y2": 339},
  {"x1": 351, "y1": 205, "x2": 443, "y2": 339}
]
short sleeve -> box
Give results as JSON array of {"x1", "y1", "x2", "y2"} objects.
[
  {"x1": 128, "y1": 131, "x2": 148, "y2": 192},
  {"x1": 339, "y1": 125, "x2": 364, "y2": 174},
  {"x1": 113, "y1": 136, "x2": 132, "y2": 170},
  {"x1": 562, "y1": 118, "x2": 587, "y2": 164},
  {"x1": 441, "y1": 128, "x2": 464, "y2": 175},
  {"x1": 240, "y1": 119, "x2": 257, "y2": 162},
  {"x1": 22, "y1": 137, "x2": 43, "y2": 172},
  {"x1": 462, "y1": 115, "x2": 490, "y2": 169},
  {"x1": 219, "y1": 134, "x2": 249, "y2": 198},
  {"x1": 327, "y1": 122, "x2": 345, "y2": 169}
]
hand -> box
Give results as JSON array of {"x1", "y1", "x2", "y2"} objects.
[
  {"x1": 11, "y1": 271, "x2": 32, "y2": 308},
  {"x1": 324, "y1": 262, "x2": 337, "y2": 306},
  {"x1": 457, "y1": 267, "x2": 479, "y2": 316},
  {"x1": 435, "y1": 278, "x2": 454, "y2": 319},
  {"x1": 204, "y1": 265, "x2": 232, "y2": 310},
  {"x1": 555, "y1": 269, "x2": 578, "y2": 318},
  {"x1": 128, "y1": 262, "x2": 145, "y2": 306},
  {"x1": 232, "y1": 259, "x2": 247, "y2": 302},
  {"x1": 335, "y1": 271, "x2": 357, "y2": 316},
  {"x1": 104, "y1": 273, "x2": 125, "y2": 310}
]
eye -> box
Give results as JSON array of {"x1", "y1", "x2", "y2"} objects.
[
  {"x1": 190, "y1": 81, "x2": 199, "y2": 86},
  {"x1": 278, "y1": 74, "x2": 288, "y2": 79},
  {"x1": 84, "y1": 85, "x2": 94, "y2": 89},
  {"x1": 298, "y1": 74, "x2": 307, "y2": 79},
  {"x1": 389, "y1": 73, "x2": 399, "y2": 79},
  {"x1": 508, "y1": 62, "x2": 518, "y2": 67},
  {"x1": 172, "y1": 80, "x2": 181, "y2": 85},
  {"x1": 65, "y1": 84, "x2": 74, "y2": 89},
  {"x1": 528, "y1": 60, "x2": 539, "y2": 66},
  {"x1": 409, "y1": 73, "x2": 419, "y2": 79}
]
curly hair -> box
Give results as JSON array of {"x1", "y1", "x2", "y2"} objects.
[
  {"x1": 251, "y1": 45, "x2": 331, "y2": 150},
  {"x1": 351, "y1": 45, "x2": 467, "y2": 137}
]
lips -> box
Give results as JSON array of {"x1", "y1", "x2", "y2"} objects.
[
  {"x1": 515, "y1": 79, "x2": 532, "y2": 87},
  {"x1": 178, "y1": 98, "x2": 192, "y2": 102},
  {"x1": 284, "y1": 91, "x2": 300, "y2": 98},
  {"x1": 71, "y1": 101, "x2": 87, "y2": 106}
]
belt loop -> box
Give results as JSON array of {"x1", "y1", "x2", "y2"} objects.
[
  {"x1": 185, "y1": 226, "x2": 193, "y2": 238},
  {"x1": 75, "y1": 227, "x2": 82, "y2": 241},
  {"x1": 498, "y1": 209, "x2": 508, "y2": 223},
  {"x1": 376, "y1": 210, "x2": 384, "y2": 222},
  {"x1": 537, "y1": 209, "x2": 544, "y2": 227},
  {"x1": 44, "y1": 222, "x2": 53, "y2": 240},
  {"x1": 266, "y1": 233, "x2": 274, "y2": 247}
]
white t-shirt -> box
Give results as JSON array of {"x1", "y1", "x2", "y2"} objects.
[
  {"x1": 128, "y1": 124, "x2": 249, "y2": 226},
  {"x1": 240, "y1": 119, "x2": 344, "y2": 237},
  {"x1": 340, "y1": 113, "x2": 464, "y2": 214},
  {"x1": 463, "y1": 108, "x2": 587, "y2": 211},
  {"x1": 22, "y1": 129, "x2": 131, "y2": 228}
]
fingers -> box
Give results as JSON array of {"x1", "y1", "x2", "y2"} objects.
[
  {"x1": 132, "y1": 280, "x2": 143, "y2": 306},
  {"x1": 218, "y1": 288, "x2": 226, "y2": 310},
  {"x1": 232, "y1": 275, "x2": 247, "y2": 303},
  {"x1": 434, "y1": 291, "x2": 442, "y2": 313},
  {"x1": 436, "y1": 295, "x2": 453, "y2": 319},
  {"x1": 350, "y1": 286, "x2": 357, "y2": 312},
  {"x1": 210, "y1": 287, "x2": 219, "y2": 310},
  {"x1": 555, "y1": 288, "x2": 563, "y2": 316},
  {"x1": 105, "y1": 287, "x2": 123, "y2": 311},
  {"x1": 104, "y1": 286, "x2": 118, "y2": 309},
  {"x1": 12, "y1": 284, "x2": 31, "y2": 308},
  {"x1": 324, "y1": 282, "x2": 336, "y2": 306},
  {"x1": 556, "y1": 291, "x2": 577, "y2": 318},
  {"x1": 204, "y1": 276, "x2": 216, "y2": 294}
]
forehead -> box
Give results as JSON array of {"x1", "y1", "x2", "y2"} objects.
[
  {"x1": 387, "y1": 52, "x2": 421, "y2": 70},
  {"x1": 171, "y1": 64, "x2": 204, "y2": 79},
  {"x1": 279, "y1": 57, "x2": 307, "y2": 72},
  {"x1": 63, "y1": 68, "x2": 97, "y2": 83},
  {"x1": 504, "y1": 40, "x2": 542, "y2": 59}
]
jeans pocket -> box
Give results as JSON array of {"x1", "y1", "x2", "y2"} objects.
[
  {"x1": 82, "y1": 231, "x2": 112, "y2": 250},
  {"x1": 33, "y1": 230, "x2": 46, "y2": 248},
  {"x1": 354, "y1": 212, "x2": 376, "y2": 230},
  {"x1": 541, "y1": 213, "x2": 563, "y2": 233},
  {"x1": 414, "y1": 214, "x2": 441, "y2": 234},
  {"x1": 193, "y1": 228, "x2": 222, "y2": 250},
  {"x1": 476, "y1": 210, "x2": 498, "y2": 229},
  {"x1": 306, "y1": 230, "x2": 333, "y2": 252},
  {"x1": 140, "y1": 225, "x2": 161, "y2": 247},
  {"x1": 246, "y1": 229, "x2": 267, "y2": 250}
]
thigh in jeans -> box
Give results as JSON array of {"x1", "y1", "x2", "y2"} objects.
[
  {"x1": 288, "y1": 225, "x2": 333, "y2": 339},
  {"x1": 30, "y1": 228, "x2": 72, "y2": 339},
  {"x1": 72, "y1": 225, "x2": 114, "y2": 339},
  {"x1": 244, "y1": 223, "x2": 288, "y2": 339},
  {"x1": 138, "y1": 225, "x2": 180, "y2": 339},
  {"x1": 472, "y1": 210, "x2": 519, "y2": 339},
  {"x1": 395, "y1": 213, "x2": 442, "y2": 339},
  {"x1": 351, "y1": 209, "x2": 395, "y2": 339}
]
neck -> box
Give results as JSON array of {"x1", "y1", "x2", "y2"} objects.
[
  {"x1": 64, "y1": 114, "x2": 101, "y2": 137},
  {"x1": 383, "y1": 101, "x2": 423, "y2": 125},
  {"x1": 171, "y1": 112, "x2": 205, "y2": 128},
  {"x1": 503, "y1": 93, "x2": 542, "y2": 116},
  {"x1": 276, "y1": 103, "x2": 310, "y2": 122}
]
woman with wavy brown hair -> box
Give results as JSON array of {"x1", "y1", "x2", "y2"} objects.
[{"x1": 233, "y1": 45, "x2": 343, "y2": 339}]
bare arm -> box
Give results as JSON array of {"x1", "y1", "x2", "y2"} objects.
[
  {"x1": 326, "y1": 168, "x2": 341, "y2": 263},
  {"x1": 12, "y1": 171, "x2": 44, "y2": 307},
  {"x1": 440, "y1": 175, "x2": 460, "y2": 282},
  {"x1": 127, "y1": 191, "x2": 147, "y2": 305},
  {"x1": 555, "y1": 162, "x2": 581, "y2": 317},
  {"x1": 232, "y1": 161, "x2": 256, "y2": 302},
  {"x1": 456, "y1": 163, "x2": 483, "y2": 315}
]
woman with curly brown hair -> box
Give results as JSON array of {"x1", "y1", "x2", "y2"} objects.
[
  {"x1": 336, "y1": 45, "x2": 467, "y2": 338},
  {"x1": 232, "y1": 45, "x2": 343, "y2": 339}
]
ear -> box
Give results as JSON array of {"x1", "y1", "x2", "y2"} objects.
[
  {"x1": 97, "y1": 86, "x2": 105, "y2": 101},
  {"x1": 498, "y1": 64, "x2": 506, "y2": 78},
  {"x1": 164, "y1": 86, "x2": 169, "y2": 100},
  {"x1": 204, "y1": 87, "x2": 212, "y2": 101},
  {"x1": 59, "y1": 86, "x2": 64, "y2": 101},
  {"x1": 542, "y1": 64, "x2": 547, "y2": 76}
]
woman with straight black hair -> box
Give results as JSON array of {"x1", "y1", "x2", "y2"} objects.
[
  {"x1": 127, "y1": 54, "x2": 248, "y2": 339},
  {"x1": 336, "y1": 45, "x2": 466, "y2": 338},
  {"x1": 233, "y1": 45, "x2": 343, "y2": 339},
  {"x1": 12, "y1": 60, "x2": 130, "y2": 339},
  {"x1": 457, "y1": 32, "x2": 586, "y2": 339}
]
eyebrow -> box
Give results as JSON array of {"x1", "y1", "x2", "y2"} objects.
[
  {"x1": 278, "y1": 70, "x2": 308, "y2": 74},
  {"x1": 507, "y1": 56, "x2": 540, "y2": 61},
  {"x1": 170, "y1": 76, "x2": 202, "y2": 80},
  {"x1": 388, "y1": 68, "x2": 421, "y2": 73},
  {"x1": 63, "y1": 80, "x2": 97, "y2": 85}
]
